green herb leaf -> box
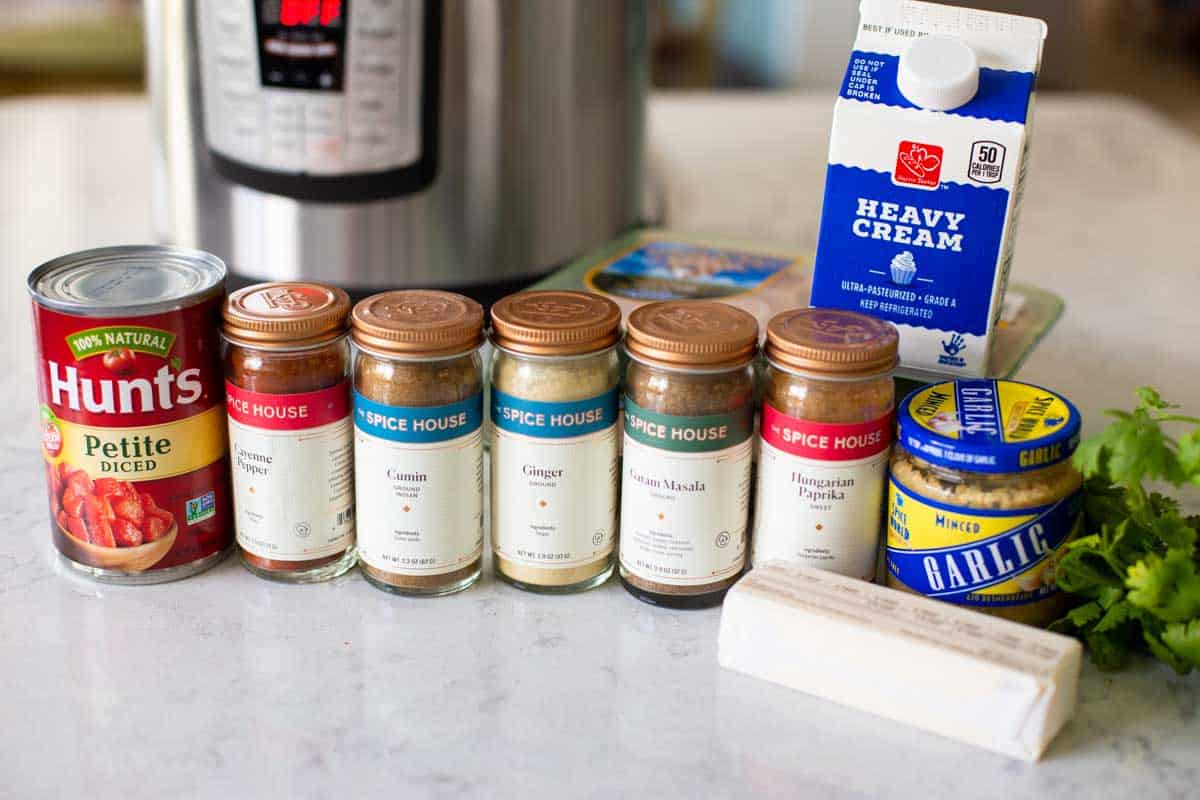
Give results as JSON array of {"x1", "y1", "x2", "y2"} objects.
[
  {"x1": 1055, "y1": 547, "x2": 1122, "y2": 597},
  {"x1": 1064, "y1": 601, "x2": 1102, "y2": 627},
  {"x1": 1135, "y1": 386, "x2": 1173, "y2": 410},
  {"x1": 1087, "y1": 628, "x2": 1134, "y2": 671},
  {"x1": 1053, "y1": 388, "x2": 1200, "y2": 673},
  {"x1": 1097, "y1": 585, "x2": 1126, "y2": 609},
  {"x1": 1093, "y1": 600, "x2": 1133, "y2": 633},
  {"x1": 1143, "y1": 627, "x2": 1192, "y2": 675},
  {"x1": 1126, "y1": 550, "x2": 1200, "y2": 623},
  {"x1": 1178, "y1": 429, "x2": 1200, "y2": 485},
  {"x1": 1161, "y1": 620, "x2": 1200, "y2": 670},
  {"x1": 1149, "y1": 513, "x2": 1198, "y2": 551}
]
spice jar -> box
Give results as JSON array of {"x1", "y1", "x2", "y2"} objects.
[
  {"x1": 886, "y1": 379, "x2": 1083, "y2": 627},
  {"x1": 619, "y1": 300, "x2": 758, "y2": 608},
  {"x1": 352, "y1": 290, "x2": 485, "y2": 596},
  {"x1": 222, "y1": 282, "x2": 356, "y2": 583},
  {"x1": 752, "y1": 308, "x2": 898, "y2": 580},
  {"x1": 489, "y1": 290, "x2": 622, "y2": 593}
]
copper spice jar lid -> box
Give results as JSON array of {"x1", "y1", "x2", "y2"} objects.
[
  {"x1": 490, "y1": 290, "x2": 621, "y2": 356},
  {"x1": 624, "y1": 300, "x2": 758, "y2": 369},
  {"x1": 223, "y1": 282, "x2": 351, "y2": 347},
  {"x1": 351, "y1": 290, "x2": 484, "y2": 357},
  {"x1": 765, "y1": 308, "x2": 898, "y2": 376}
]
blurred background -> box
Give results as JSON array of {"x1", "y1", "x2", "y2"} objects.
[{"x1": 2, "y1": 0, "x2": 1199, "y2": 129}]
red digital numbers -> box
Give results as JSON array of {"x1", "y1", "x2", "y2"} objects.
[{"x1": 280, "y1": 0, "x2": 342, "y2": 27}]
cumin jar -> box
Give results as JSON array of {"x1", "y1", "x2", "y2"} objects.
[
  {"x1": 619, "y1": 301, "x2": 758, "y2": 609},
  {"x1": 352, "y1": 291, "x2": 486, "y2": 596},
  {"x1": 752, "y1": 308, "x2": 898, "y2": 581},
  {"x1": 222, "y1": 282, "x2": 356, "y2": 583},
  {"x1": 489, "y1": 290, "x2": 622, "y2": 593}
]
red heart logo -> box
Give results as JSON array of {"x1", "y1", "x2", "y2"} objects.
[{"x1": 895, "y1": 140, "x2": 945, "y2": 187}]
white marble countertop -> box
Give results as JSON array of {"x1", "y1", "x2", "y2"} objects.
[{"x1": 2, "y1": 94, "x2": 1199, "y2": 799}]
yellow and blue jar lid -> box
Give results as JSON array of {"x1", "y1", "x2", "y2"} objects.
[{"x1": 897, "y1": 379, "x2": 1081, "y2": 473}]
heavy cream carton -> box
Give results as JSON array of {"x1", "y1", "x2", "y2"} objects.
[{"x1": 811, "y1": 0, "x2": 1047, "y2": 376}]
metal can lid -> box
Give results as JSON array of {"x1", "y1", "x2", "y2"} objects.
[
  {"x1": 223, "y1": 282, "x2": 350, "y2": 346},
  {"x1": 27, "y1": 245, "x2": 226, "y2": 316},
  {"x1": 351, "y1": 290, "x2": 484, "y2": 357},
  {"x1": 765, "y1": 308, "x2": 898, "y2": 377},
  {"x1": 624, "y1": 301, "x2": 758, "y2": 369},
  {"x1": 490, "y1": 290, "x2": 621, "y2": 356},
  {"x1": 897, "y1": 379, "x2": 1082, "y2": 474}
]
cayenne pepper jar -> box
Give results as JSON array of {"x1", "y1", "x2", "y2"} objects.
[
  {"x1": 619, "y1": 301, "x2": 758, "y2": 608},
  {"x1": 489, "y1": 291, "x2": 622, "y2": 593},
  {"x1": 351, "y1": 290, "x2": 486, "y2": 596},
  {"x1": 222, "y1": 282, "x2": 356, "y2": 583},
  {"x1": 751, "y1": 308, "x2": 898, "y2": 580}
]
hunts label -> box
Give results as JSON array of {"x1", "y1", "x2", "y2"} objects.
[
  {"x1": 66, "y1": 325, "x2": 177, "y2": 360},
  {"x1": 623, "y1": 398, "x2": 753, "y2": 453},
  {"x1": 225, "y1": 381, "x2": 350, "y2": 431},
  {"x1": 32, "y1": 296, "x2": 231, "y2": 572}
]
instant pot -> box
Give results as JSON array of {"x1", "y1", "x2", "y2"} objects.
[{"x1": 145, "y1": 0, "x2": 647, "y2": 300}]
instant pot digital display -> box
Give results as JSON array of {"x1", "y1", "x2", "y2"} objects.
[{"x1": 256, "y1": 0, "x2": 347, "y2": 91}]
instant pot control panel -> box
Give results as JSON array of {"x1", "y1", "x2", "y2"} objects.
[{"x1": 197, "y1": 0, "x2": 440, "y2": 202}]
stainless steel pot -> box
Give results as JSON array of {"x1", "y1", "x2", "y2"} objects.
[{"x1": 145, "y1": 0, "x2": 646, "y2": 298}]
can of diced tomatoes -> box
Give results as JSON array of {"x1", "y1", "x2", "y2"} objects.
[{"x1": 28, "y1": 246, "x2": 233, "y2": 583}]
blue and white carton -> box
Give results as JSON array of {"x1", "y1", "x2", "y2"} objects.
[{"x1": 811, "y1": 0, "x2": 1047, "y2": 377}]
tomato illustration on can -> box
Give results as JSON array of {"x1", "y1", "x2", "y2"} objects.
[{"x1": 28, "y1": 246, "x2": 233, "y2": 582}]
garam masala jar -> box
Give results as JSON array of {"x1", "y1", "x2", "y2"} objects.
[
  {"x1": 352, "y1": 290, "x2": 485, "y2": 596},
  {"x1": 222, "y1": 282, "x2": 356, "y2": 583},
  {"x1": 619, "y1": 300, "x2": 758, "y2": 608},
  {"x1": 752, "y1": 308, "x2": 898, "y2": 580},
  {"x1": 489, "y1": 290, "x2": 622, "y2": 593},
  {"x1": 886, "y1": 379, "x2": 1083, "y2": 627}
]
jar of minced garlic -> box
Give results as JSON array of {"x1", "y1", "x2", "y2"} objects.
[
  {"x1": 886, "y1": 379, "x2": 1084, "y2": 627},
  {"x1": 752, "y1": 308, "x2": 898, "y2": 581},
  {"x1": 619, "y1": 300, "x2": 758, "y2": 609},
  {"x1": 489, "y1": 290, "x2": 622, "y2": 593},
  {"x1": 222, "y1": 282, "x2": 356, "y2": 583},
  {"x1": 351, "y1": 291, "x2": 486, "y2": 596}
]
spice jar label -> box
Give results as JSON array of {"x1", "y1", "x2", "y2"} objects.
[
  {"x1": 619, "y1": 404, "x2": 753, "y2": 587},
  {"x1": 225, "y1": 383, "x2": 351, "y2": 430},
  {"x1": 490, "y1": 388, "x2": 619, "y2": 438},
  {"x1": 760, "y1": 405, "x2": 893, "y2": 461},
  {"x1": 753, "y1": 406, "x2": 894, "y2": 579},
  {"x1": 490, "y1": 388, "x2": 619, "y2": 569},
  {"x1": 886, "y1": 477, "x2": 1081, "y2": 606},
  {"x1": 353, "y1": 392, "x2": 484, "y2": 575},
  {"x1": 622, "y1": 399, "x2": 754, "y2": 453},
  {"x1": 225, "y1": 381, "x2": 355, "y2": 561}
]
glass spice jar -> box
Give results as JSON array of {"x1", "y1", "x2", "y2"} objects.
[
  {"x1": 619, "y1": 300, "x2": 758, "y2": 608},
  {"x1": 886, "y1": 379, "x2": 1083, "y2": 627},
  {"x1": 752, "y1": 308, "x2": 898, "y2": 580},
  {"x1": 489, "y1": 290, "x2": 622, "y2": 593},
  {"x1": 351, "y1": 290, "x2": 486, "y2": 596},
  {"x1": 222, "y1": 282, "x2": 356, "y2": 583}
]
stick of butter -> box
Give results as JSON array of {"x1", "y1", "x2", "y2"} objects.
[{"x1": 718, "y1": 562, "x2": 1082, "y2": 761}]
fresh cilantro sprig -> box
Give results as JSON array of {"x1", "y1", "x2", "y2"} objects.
[{"x1": 1050, "y1": 388, "x2": 1200, "y2": 673}]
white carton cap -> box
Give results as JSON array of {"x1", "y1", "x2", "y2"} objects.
[{"x1": 897, "y1": 34, "x2": 980, "y2": 111}]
